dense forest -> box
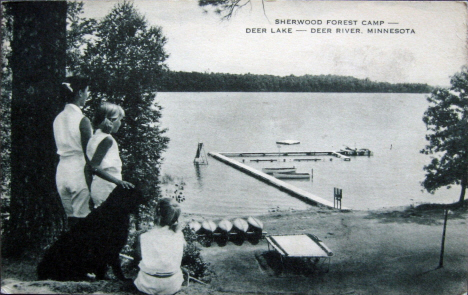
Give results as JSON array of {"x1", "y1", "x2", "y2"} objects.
[{"x1": 160, "y1": 71, "x2": 433, "y2": 93}]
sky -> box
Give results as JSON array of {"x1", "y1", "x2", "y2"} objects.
[{"x1": 83, "y1": 0, "x2": 467, "y2": 87}]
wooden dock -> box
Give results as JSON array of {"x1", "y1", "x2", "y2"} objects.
[
  {"x1": 221, "y1": 151, "x2": 351, "y2": 161},
  {"x1": 208, "y1": 152, "x2": 349, "y2": 210},
  {"x1": 221, "y1": 151, "x2": 336, "y2": 157}
]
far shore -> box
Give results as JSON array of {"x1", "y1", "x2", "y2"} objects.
[{"x1": 2, "y1": 202, "x2": 467, "y2": 294}]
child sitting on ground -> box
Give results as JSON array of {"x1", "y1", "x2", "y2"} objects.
[{"x1": 134, "y1": 198, "x2": 186, "y2": 295}]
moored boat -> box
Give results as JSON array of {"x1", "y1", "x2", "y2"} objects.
[
  {"x1": 357, "y1": 148, "x2": 372, "y2": 156},
  {"x1": 273, "y1": 172, "x2": 311, "y2": 179},
  {"x1": 261, "y1": 167, "x2": 296, "y2": 174},
  {"x1": 338, "y1": 146, "x2": 372, "y2": 156},
  {"x1": 276, "y1": 140, "x2": 300, "y2": 145}
]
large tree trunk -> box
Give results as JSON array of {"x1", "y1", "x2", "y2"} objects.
[{"x1": 3, "y1": 1, "x2": 67, "y2": 257}]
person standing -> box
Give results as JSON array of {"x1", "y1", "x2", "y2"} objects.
[
  {"x1": 53, "y1": 76, "x2": 92, "y2": 226},
  {"x1": 86, "y1": 102, "x2": 134, "y2": 208}
]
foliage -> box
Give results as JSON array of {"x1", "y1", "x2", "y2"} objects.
[
  {"x1": 75, "y1": 1, "x2": 170, "y2": 218},
  {"x1": 163, "y1": 180, "x2": 187, "y2": 203},
  {"x1": 421, "y1": 66, "x2": 468, "y2": 203},
  {"x1": 160, "y1": 71, "x2": 433, "y2": 93},
  {"x1": 1, "y1": 6, "x2": 12, "y2": 200},
  {"x1": 181, "y1": 225, "x2": 214, "y2": 281},
  {"x1": 199, "y1": 0, "x2": 264, "y2": 20},
  {"x1": 65, "y1": 1, "x2": 97, "y2": 74},
  {"x1": 0, "y1": 42, "x2": 11, "y2": 234}
]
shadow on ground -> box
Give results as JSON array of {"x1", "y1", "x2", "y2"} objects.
[{"x1": 255, "y1": 251, "x2": 330, "y2": 277}]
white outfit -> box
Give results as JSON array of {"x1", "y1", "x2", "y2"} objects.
[
  {"x1": 134, "y1": 226, "x2": 186, "y2": 295},
  {"x1": 86, "y1": 129, "x2": 122, "y2": 207},
  {"x1": 53, "y1": 104, "x2": 90, "y2": 218}
]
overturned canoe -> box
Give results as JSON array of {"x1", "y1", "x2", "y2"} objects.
[
  {"x1": 188, "y1": 221, "x2": 202, "y2": 233},
  {"x1": 217, "y1": 219, "x2": 233, "y2": 233},
  {"x1": 201, "y1": 220, "x2": 217, "y2": 233},
  {"x1": 247, "y1": 216, "x2": 263, "y2": 232},
  {"x1": 233, "y1": 218, "x2": 249, "y2": 233}
]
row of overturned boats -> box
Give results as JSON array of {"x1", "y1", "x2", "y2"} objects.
[{"x1": 188, "y1": 216, "x2": 264, "y2": 245}]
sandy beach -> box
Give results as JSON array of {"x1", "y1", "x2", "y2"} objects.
[{"x1": 2, "y1": 204, "x2": 467, "y2": 294}]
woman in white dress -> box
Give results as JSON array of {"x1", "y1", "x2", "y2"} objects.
[
  {"x1": 86, "y1": 102, "x2": 134, "y2": 208},
  {"x1": 134, "y1": 198, "x2": 186, "y2": 295},
  {"x1": 53, "y1": 76, "x2": 92, "y2": 225}
]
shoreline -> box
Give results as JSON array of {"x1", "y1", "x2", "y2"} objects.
[
  {"x1": 181, "y1": 200, "x2": 465, "y2": 223},
  {"x1": 2, "y1": 201, "x2": 467, "y2": 294}
]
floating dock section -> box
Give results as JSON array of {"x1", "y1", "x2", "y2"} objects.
[{"x1": 208, "y1": 152, "x2": 349, "y2": 210}]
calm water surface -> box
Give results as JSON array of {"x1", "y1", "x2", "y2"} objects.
[{"x1": 157, "y1": 92, "x2": 460, "y2": 217}]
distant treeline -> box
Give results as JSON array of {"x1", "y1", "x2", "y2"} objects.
[{"x1": 159, "y1": 71, "x2": 433, "y2": 93}]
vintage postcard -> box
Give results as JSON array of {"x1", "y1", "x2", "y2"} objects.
[{"x1": 2, "y1": 0, "x2": 467, "y2": 294}]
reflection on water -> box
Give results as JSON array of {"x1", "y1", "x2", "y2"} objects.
[
  {"x1": 193, "y1": 164, "x2": 204, "y2": 189},
  {"x1": 158, "y1": 92, "x2": 460, "y2": 217}
]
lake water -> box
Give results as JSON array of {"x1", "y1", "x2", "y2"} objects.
[{"x1": 157, "y1": 92, "x2": 460, "y2": 217}]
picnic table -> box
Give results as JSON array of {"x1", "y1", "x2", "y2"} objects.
[{"x1": 266, "y1": 234, "x2": 334, "y2": 272}]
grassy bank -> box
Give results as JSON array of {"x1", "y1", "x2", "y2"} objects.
[{"x1": 2, "y1": 203, "x2": 467, "y2": 294}]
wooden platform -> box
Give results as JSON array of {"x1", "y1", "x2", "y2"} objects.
[
  {"x1": 250, "y1": 159, "x2": 278, "y2": 162},
  {"x1": 208, "y1": 152, "x2": 349, "y2": 210},
  {"x1": 221, "y1": 151, "x2": 351, "y2": 161},
  {"x1": 221, "y1": 151, "x2": 336, "y2": 157},
  {"x1": 293, "y1": 158, "x2": 322, "y2": 162}
]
